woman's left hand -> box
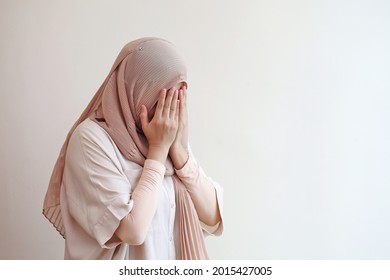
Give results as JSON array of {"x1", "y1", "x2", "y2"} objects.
[{"x1": 169, "y1": 87, "x2": 189, "y2": 169}]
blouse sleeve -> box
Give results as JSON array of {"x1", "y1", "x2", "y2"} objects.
[{"x1": 63, "y1": 121, "x2": 138, "y2": 248}]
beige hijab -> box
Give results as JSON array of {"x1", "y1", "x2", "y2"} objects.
[{"x1": 43, "y1": 37, "x2": 208, "y2": 259}]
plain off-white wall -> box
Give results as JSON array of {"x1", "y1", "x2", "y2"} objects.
[{"x1": 1, "y1": 0, "x2": 389, "y2": 259}]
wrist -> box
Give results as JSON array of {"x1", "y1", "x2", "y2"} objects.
[
  {"x1": 147, "y1": 145, "x2": 170, "y2": 164},
  {"x1": 169, "y1": 145, "x2": 189, "y2": 170}
]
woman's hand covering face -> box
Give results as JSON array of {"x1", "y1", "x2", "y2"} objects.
[{"x1": 140, "y1": 87, "x2": 179, "y2": 154}]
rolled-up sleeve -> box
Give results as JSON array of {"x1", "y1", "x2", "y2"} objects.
[{"x1": 63, "y1": 122, "x2": 134, "y2": 248}]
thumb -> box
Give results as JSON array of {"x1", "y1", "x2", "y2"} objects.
[{"x1": 140, "y1": 105, "x2": 149, "y2": 129}]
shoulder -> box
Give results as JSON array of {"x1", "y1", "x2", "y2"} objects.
[
  {"x1": 72, "y1": 118, "x2": 109, "y2": 142},
  {"x1": 66, "y1": 119, "x2": 125, "y2": 173},
  {"x1": 70, "y1": 118, "x2": 115, "y2": 150},
  {"x1": 67, "y1": 118, "x2": 118, "y2": 162}
]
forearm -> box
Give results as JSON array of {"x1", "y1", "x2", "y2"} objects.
[
  {"x1": 175, "y1": 154, "x2": 221, "y2": 227},
  {"x1": 114, "y1": 159, "x2": 165, "y2": 245}
]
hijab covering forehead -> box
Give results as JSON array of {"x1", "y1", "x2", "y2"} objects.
[
  {"x1": 126, "y1": 39, "x2": 187, "y2": 125},
  {"x1": 43, "y1": 37, "x2": 208, "y2": 259}
]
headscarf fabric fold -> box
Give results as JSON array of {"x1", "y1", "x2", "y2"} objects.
[{"x1": 43, "y1": 37, "x2": 208, "y2": 260}]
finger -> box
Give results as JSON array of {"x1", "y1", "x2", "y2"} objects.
[
  {"x1": 139, "y1": 105, "x2": 149, "y2": 129},
  {"x1": 184, "y1": 87, "x2": 187, "y2": 101},
  {"x1": 175, "y1": 99, "x2": 180, "y2": 121},
  {"x1": 155, "y1": 89, "x2": 166, "y2": 118},
  {"x1": 179, "y1": 89, "x2": 186, "y2": 118},
  {"x1": 181, "y1": 88, "x2": 187, "y2": 107},
  {"x1": 163, "y1": 87, "x2": 175, "y2": 117},
  {"x1": 154, "y1": 88, "x2": 167, "y2": 117},
  {"x1": 155, "y1": 88, "x2": 167, "y2": 117},
  {"x1": 169, "y1": 89, "x2": 179, "y2": 118}
]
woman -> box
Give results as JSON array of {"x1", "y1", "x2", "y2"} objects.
[{"x1": 43, "y1": 37, "x2": 223, "y2": 260}]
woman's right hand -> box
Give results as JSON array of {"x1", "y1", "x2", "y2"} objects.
[{"x1": 140, "y1": 88, "x2": 179, "y2": 164}]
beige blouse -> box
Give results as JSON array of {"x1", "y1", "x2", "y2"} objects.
[{"x1": 60, "y1": 118, "x2": 223, "y2": 259}]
